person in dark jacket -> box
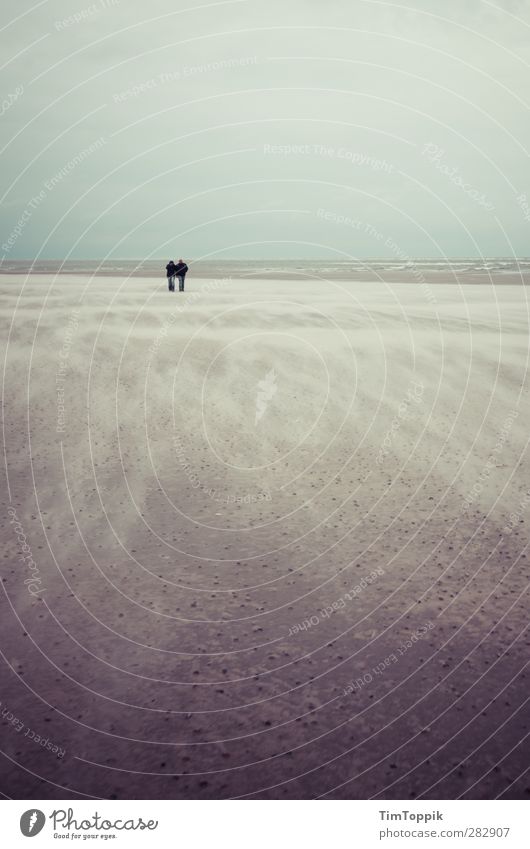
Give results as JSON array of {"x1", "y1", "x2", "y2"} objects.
[
  {"x1": 175, "y1": 259, "x2": 188, "y2": 292},
  {"x1": 166, "y1": 260, "x2": 176, "y2": 291}
]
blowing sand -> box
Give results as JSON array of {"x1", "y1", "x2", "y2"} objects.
[{"x1": 1, "y1": 273, "x2": 528, "y2": 799}]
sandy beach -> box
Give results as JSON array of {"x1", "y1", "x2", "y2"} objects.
[{"x1": 1, "y1": 271, "x2": 528, "y2": 800}]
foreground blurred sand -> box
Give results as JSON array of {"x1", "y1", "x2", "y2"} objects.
[{"x1": 1, "y1": 273, "x2": 528, "y2": 799}]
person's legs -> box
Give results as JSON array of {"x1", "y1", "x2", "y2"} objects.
[
  {"x1": 178, "y1": 276, "x2": 184, "y2": 291},
  {"x1": 168, "y1": 275, "x2": 175, "y2": 291}
]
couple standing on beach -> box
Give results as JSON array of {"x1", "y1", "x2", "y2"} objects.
[{"x1": 166, "y1": 259, "x2": 188, "y2": 292}]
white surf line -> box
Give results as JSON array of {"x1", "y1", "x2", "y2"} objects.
[{"x1": 0, "y1": 32, "x2": 50, "y2": 74}]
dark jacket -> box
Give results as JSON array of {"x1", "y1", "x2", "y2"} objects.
[
  {"x1": 175, "y1": 262, "x2": 188, "y2": 278},
  {"x1": 166, "y1": 262, "x2": 176, "y2": 278}
]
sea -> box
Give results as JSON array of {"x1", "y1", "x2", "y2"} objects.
[{"x1": 1, "y1": 259, "x2": 530, "y2": 279}]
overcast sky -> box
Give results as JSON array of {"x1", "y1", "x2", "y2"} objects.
[{"x1": 2, "y1": 0, "x2": 530, "y2": 259}]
